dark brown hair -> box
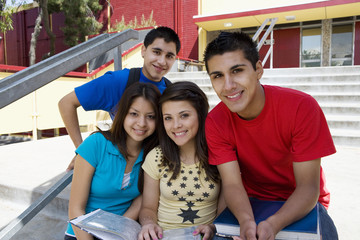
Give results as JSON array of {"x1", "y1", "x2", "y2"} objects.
[
  {"x1": 158, "y1": 81, "x2": 219, "y2": 182},
  {"x1": 97, "y1": 82, "x2": 161, "y2": 192}
]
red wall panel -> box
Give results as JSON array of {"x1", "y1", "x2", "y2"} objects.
[
  {"x1": 259, "y1": 28, "x2": 300, "y2": 68},
  {"x1": 354, "y1": 21, "x2": 360, "y2": 66},
  {"x1": 177, "y1": 0, "x2": 199, "y2": 59},
  {"x1": 109, "y1": 0, "x2": 198, "y2": 59},
  {"x1": 4, "y1": 0, "x2": 199, "y2": 68},
  {"x1": 5, "y1": 9, "x2": 71, "y2": 67},
  {"x1": 273, "y1": 28, "x2": 300, "y2": 68}
]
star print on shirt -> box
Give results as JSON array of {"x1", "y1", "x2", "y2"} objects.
[
  {"x1": 202, "y1": 192, "x2": 210, "y2": 198},
  {"x1": 178, "y1": 207, "x2": 200, "y2": 224},
  {"x1": 178, "y1": 196, "x2": 187, "y2": 201},
  {"x1": 187, "y1": 191, "x2": 194, "y2": 196}
]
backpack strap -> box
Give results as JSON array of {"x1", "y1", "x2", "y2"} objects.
[
  {"x1": 125, "y1": 67, "x2": 142, "y2": 90},
  {"x1": 126, "y1": 67, "x2": 172, "y2": 89},
  {"x1": 163, "y1": 77, "x2": 172, "y2": 86}
]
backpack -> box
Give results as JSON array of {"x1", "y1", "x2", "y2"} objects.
[{"x1": 125, "y1": 67, "x2": 172, "y2": 90}]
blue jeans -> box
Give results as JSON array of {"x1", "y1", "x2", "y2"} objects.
[
  {"x1": 319, "y1": 203, "x2": 338, "y2": 240},
  {"x1": 213, "y1": 203, "x2": 338, "y2": 240}
]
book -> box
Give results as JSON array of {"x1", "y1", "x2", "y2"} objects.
[
  {"x1": 214, "y1": 198, "x2": 320, "y2": 240},
  {"x1": 69, "y1": 209, "x2": 201, "y2": 240}
]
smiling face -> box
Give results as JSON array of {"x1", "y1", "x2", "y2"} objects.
[
  {"x1": 207, "y1": 50, "x2": 265, "y2": 120},
  {"x1": 141, "y1": 38, "x2": 177, "y2": 82},
  {"x1": 162, "y1": 100, "x2": 199, "y2": 149},
  {"x1": 124, "y1": 97, "x2": 156, "y2": 145}
]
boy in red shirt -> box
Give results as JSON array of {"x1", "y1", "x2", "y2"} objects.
[{"x1": 204, "y1": 32, "x2": 338, "y2": 240}]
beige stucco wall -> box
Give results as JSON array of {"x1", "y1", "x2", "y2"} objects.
[
  {"x1": 0, "y1": 75, "x2": 96, "y2": 134},
  {"x1": 198, "y1": 0, "x2": 327, "y2": 16},
  {"x1": 0, "y1": 46, "x2": 144, "y2": 136}
]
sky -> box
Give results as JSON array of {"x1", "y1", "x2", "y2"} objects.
[{"x1": 6, "y1": 0, "x2": 34, "y2": 7}]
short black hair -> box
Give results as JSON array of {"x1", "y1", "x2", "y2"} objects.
[
  {"x1": 144, "y1": 26, "x2": 181, "y2": 54},
  {"x1": 204, "y1": 31, "x2": 259, "y2": 72}
]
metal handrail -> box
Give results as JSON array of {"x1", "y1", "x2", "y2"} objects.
[
  {"x1": 0, "y1": 171, "x2": 73, "y2": 240},
  {"x1": 0, "y1": 29, "x2": 139, "y2": 109},
  {"x1": 252, "y1": 18, "x2": 278, "y2": 68},
  {"x1": 0, "y1": 29, "x2": 139, "y2": 239}
]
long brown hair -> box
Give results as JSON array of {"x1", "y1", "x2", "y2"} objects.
[
  {"x1": 158, "y1": 81, "x2": 219, "y2": 182},
  {"x1": 98, "y1": 83, "x2": 161, "y2": 192}
]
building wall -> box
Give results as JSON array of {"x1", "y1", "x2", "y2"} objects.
[
  {"x1": 355, "y1": 21, "x2": 360, "y2": 65},
  {"x1": 4, "y1": 9, "x2": 69, "y2": 67},
  {"x1": 199, "y1": 0, "x2": 326, "y2": 16},
  {"x1": 109, "y1": 0, "x2": 199, "y2": 59},
  {"x1": 272, "y1": 28, "x2": 300, "y2": 68}
]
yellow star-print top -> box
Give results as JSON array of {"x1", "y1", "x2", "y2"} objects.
[{"x1": 142, "y1": 146, "x2": 220, "y2": 230}]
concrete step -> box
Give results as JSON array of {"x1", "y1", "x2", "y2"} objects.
[
  {"x1": 168, "y1": 66, "x2": 360, "y2": 82},
  {"x1": 262, "y1": 66, "x2": 360, "y2": 76},
  {"x1": 265, "y1": 82, "x2": 360, "y2": 92},
  {"x1": 262, "y1": 74, "x2": 360, "y2": 83},
  {"x1": 0, "y1": 134, "x2": 77, "y2": 240},
  {"x1": 330, "y1": 129, "x2": 360, "y2": 147},
  {"x1": 310, "y1": 93, "x2": 360, "y2": 102},
  {"x1": 326, "y1": 115, "x2": 360, "y2": 129},
  {"x1": 0, "y1": 199, "x2": 67, "y2": 240}
]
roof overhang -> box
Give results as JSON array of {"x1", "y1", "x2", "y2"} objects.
[{"x1": 194, "y1": 0, "x2": 360, "y2": 31}]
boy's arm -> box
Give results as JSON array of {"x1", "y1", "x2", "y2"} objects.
[
  {"x1": 217, "y1": 161, "x2": 257, "y2": 240},
  {"x1": 58, "y1": 91, "x2": 83, "y2": 170},
  {"x1": 257, "y1": 159, "x2": 321, "y2": 240}
]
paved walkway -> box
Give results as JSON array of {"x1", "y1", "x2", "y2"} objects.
[{"x1": 0, "y1": 134, "x2": 359, "y2": 239}]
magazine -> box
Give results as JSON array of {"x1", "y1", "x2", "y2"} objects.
[{"x1": 70, "y1": 209, "x2": 201, "y2": 240}]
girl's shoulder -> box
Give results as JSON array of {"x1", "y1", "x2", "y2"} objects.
[
  {"x1": 145, "y1": 146, "x2": 164, "y2": 163},
  {"x1": 147, "y1": 146, "x2": 163, "y2": 157}
]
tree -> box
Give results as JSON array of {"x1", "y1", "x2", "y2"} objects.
[
  {"x1": 29, "y1": 0, "x2": 103, "y2": 65},
  {"x1": 0, "y1": 0, "x2": 16, "y2": 33},
  {"x1": 60, "y1": 0, "x2": 103, "y2": 47}
]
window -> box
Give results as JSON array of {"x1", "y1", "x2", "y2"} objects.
[
  {"x1": 301, "y1": 28, "x2": 321, "y2": 67},
  {"x1": 331, "y1": 24, "x2": 353, "y2": 66}
]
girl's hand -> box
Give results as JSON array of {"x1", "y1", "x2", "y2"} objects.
[
  {"x1": 138, "y1": 223, "x2": 163, "y2": 240},
  {"x1": 193, "y1": 224, "x2": 216, "y2": 240}
]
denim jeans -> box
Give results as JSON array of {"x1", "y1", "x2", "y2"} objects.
[{"x1": 319, "y1": 203, "x2": 338, "y2": 240}]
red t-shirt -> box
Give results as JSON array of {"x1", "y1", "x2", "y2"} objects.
[{"x1": 206, "y1": 85, "x2": 336, "y2": 208}]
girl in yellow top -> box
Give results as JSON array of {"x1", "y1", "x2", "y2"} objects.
[{"x1": 138, "y1": 81, "x2": 225, "y2": 240}]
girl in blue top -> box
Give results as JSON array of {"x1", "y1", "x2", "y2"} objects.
[{"x1": 65, "y1": 83, "x2": 161, "y2": 240}]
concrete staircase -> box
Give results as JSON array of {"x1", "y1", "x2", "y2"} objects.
[
  {"x1": 0, "y1": 135, "x2": 75, "y2": 240},
  {"x1": 166, "y1": 66, "x2": 360, "y2": 147}
]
